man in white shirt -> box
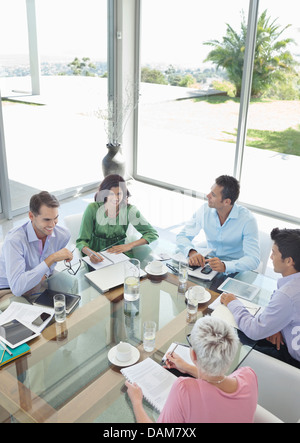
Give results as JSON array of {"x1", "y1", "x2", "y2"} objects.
[
  {"x1": 0, "y1": 191, "x2": 72, "y2": 297},
  {"x1": 176, "y1": 175, "x2": 260, "y2": 273}
]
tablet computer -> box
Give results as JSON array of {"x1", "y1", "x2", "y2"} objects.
[
  {"x1": 0, "y1": 319, "x2": 37, "y2": 349},
  {"x1": 218, "y1": 277, "x2": 260, "y2": 301}
]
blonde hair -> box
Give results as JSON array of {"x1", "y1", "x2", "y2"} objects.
[{"x1": 190, "y1": 317, "x2": 239, "y2": 377}]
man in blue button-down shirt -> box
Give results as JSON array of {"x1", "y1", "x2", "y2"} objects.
[
  {"x1": 0, "y1": 191, "x2": 72, "y2": 297},
  {"x1": 221, "y1": 228, "x2": 300, "y2": 368},
  {"x1": 176, "y1": 175, "x2": 260, "y2": 273}
]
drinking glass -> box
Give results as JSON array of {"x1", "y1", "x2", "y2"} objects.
[
  {"x1": 124, "y1": 258, "x2": 140, "y2": 301},
  {"x1": 54, "y1": 293, "x2": 66, "y2": 323},
  {"x1": 179, "y1": 261, "x2": 188, "y2": 285},
  {"x1": 143, "y1": 321, "x2": 156, "y2": 352},
  {"x1": 187, "y1": 287, "x2": 198, "y2": 315}
]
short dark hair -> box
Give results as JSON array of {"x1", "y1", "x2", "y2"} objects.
[
  {"x1": 215, "y1": 175, "x2": 240, "y2": 205},
  {"x1": 271, "y1": 228, "x2": 300, "y2": 272},
  {"x1": 95, "y1": 174, "x2": 130, "y2": 204},
  {"x1": 29, "y1": 191, "x2": 60, "y2": 215}
]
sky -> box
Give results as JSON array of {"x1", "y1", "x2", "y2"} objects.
[{"x1": 0, "y1": 0, "x2": 299, "y2": 67}]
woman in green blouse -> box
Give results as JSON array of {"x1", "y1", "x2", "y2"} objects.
[{"x1": 76, "y1": 175, "x2": 159, "y2": 264}]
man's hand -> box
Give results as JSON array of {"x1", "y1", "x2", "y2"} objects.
[
  {"x1": 45, "y1": 248, "x2": 73, "y2": 268},
  {"x1": 220, "y1": 293, "x2": 237, "y2": 306},
  {"x1": 266, "y1": 332, "x2": 284, "y2": 351},
  {"x1": 188, "y1": 251, "x2": 205, "y2": 267},
  {"x1": 206, "y1": 257, "x2": 226, "y2": 273}
]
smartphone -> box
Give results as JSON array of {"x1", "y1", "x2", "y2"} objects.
[
  {"x1": 31, "y1": 312, "x2": 51, "y2": 327},
  {"x1": 189, "y1": 264, "x2": 201, "y2": 271},
  {"x1": 201, "y1": 265, "x2": 213, "y2": 275}
]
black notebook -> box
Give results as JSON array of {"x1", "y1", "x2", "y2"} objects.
[{"x1": 33, "y1": 289, "x2": 81, "y2": 314}]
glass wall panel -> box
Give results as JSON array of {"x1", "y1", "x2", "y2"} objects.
[
  {"x1": 239, "y1": 0, "x2": 300, "y2": 221},
  {"x1": 137, "y1": 0, "x2": 249, "y2": 194},
  {"x1": 0, "y1": 0, "x2": 107, "y2": 213}
]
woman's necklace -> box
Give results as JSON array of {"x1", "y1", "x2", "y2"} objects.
[{"x1": 201, "y1": 375, "x2": 226, "y2": 384}]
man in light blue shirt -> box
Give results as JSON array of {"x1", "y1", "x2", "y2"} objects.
[
  {"x1": 221, "y1": 228, "x2": 300, "y2": 368},
  {"x1": 176, "y1": 175, "x2": 260, "y2": 273},
  {"x1": 0, "y1": 191, "x2": 72, "y2": 297}
]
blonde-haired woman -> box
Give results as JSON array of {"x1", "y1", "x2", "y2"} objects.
[{"x1": 126, "y1": 317, "x2": 258, "y2": 423}]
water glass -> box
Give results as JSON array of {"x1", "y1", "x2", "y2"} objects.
[
  {"x1": 54, "y1": 293, "x2": 66, "y2": 323},
  {"x1": 179, "y1": 261, "x2": 188, "y2": 285},
  {"x1": 124, "y1": 258, "x2": 140, "y2": 301},
  {"x1": 187, "y1": 287, "x2": 198, "y2": 315},
  {"x1": 143, "y1": 321, "x2": 156, "y2": 352}
]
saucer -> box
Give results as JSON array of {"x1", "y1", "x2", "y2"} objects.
[
  {"x1": 108, "y1": 344, "x2": 140, "y2": 367},
  {"x1": 185, "y1": 289, "x2": 211, "y2": 304},
  {"x1": 145, "y1": 264, "x2": 168, "y2": 276}
]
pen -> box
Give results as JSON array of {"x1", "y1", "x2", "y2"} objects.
[
  {"x1": 86, "y1": 248, "x2": 103, "y2": 259},
  {"x1": 100, "y1": 237, "x2": 127, "y2": 252},
  {"x1": 0, "y1": 349, "x2": 5, "y2": 364},
  {"x1": 170, "y1": 343, "x2": 178, "y2": 357},
  {"x1": 166, "y1": 263, "x2": 179, "y2": 275},
  {"x1": 0, "y1": 339, "x2": 13, "y2": 356}
]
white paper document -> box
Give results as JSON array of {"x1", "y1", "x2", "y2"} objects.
[
  {"x1": 83, "y1": 250, "x2": 129, "y2": 270},
  {"x1": 209, "y1": 295, "x2": 261, "y2": 329},
  {"x1": 162, "y1": 343, "x2": 194, "y2": 366},
  {"x1": 121, "y1": 358, "x2": 177, "y2": 412},
  {"x1": 171, "y1": 250, "x2": 217, "y2": 280}
]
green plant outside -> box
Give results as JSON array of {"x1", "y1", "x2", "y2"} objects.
[{"x1": 222, "y1": 126, "x2": 300, "y2": 156}]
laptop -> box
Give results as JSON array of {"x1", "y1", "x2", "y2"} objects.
[{"x1": 85, "y1": 261, "x2": 146, "y2": 293}]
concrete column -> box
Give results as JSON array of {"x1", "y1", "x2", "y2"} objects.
[{"x1": 26, "y1": 0, "x2": 41, "y2": 95}]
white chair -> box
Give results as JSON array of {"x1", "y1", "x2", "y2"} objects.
[
  {"x1": 254, "y1": 405, "x2": 283, "y2": 423},
  {"x1": 0, "y1": 241, "x2": 3, "y2": 256},
  {"x1": 255, "y1": 230, "x2": 273, "y2": 275},
  {"x1": 63, "y1": 213, "x2": 83, "y2": 247},
  {"x1": 240, "y1": 349, "x2": 300, "y2": 423}
]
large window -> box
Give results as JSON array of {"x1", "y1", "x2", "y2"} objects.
[
  {"x1": 0, "y1": 0, "x2": 107, "y2": 214},
  {"x1": 137, "y1": 0, "x2": 249, "y2": 194},
  {"x1": 136, "y1": 0, "x2": 300, "y2": 223},
  {"x1": 240, "y1": 0, "x2": 300, "y2": 221}
]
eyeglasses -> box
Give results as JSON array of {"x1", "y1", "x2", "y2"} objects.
[
  {"x1": 186, "y1": 333, "x2": 192, "y2": 347},
  {"x1": 64, "y1": 259, "x2": 82, "y2": 275}
]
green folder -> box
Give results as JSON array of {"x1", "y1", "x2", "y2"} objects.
[{"x1": 0, "y1": 342, "x2": 30, "y2": 368}]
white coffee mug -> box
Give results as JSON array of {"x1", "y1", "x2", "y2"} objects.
[
  {"x1": 116, "y1": 342, "x2": 132, "y2": 362},
  {"x1": 189, "y1": 286, "x2": 206, "y2": 302},
  {"x1": 149, "y1": 260, "x2": 163, "y2": 273}
]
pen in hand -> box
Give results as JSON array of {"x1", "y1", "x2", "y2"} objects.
[
  {"x1": 170, "y1": 343, "x2": 178, "y2": 357},
  {"x1": 85, "y1": 248, "x2": 104, "y2": 262}
]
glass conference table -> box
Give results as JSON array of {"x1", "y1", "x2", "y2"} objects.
[{"x1": 0, "y1": 241, "x2": 277, "y2": 423}]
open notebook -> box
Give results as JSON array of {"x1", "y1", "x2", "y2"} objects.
[{"x1": 82, "y1": 250, "x2": 129, "y2": 270}]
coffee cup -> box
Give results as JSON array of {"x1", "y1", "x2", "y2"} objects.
[
  {"x1": 148, "y1": 260, "x2": 163, "y2": 274},
  {"x1": 188, "y1": 286, "x2": 206, "y2": 303},
  {"x1": 116, "y1": 342, "x2": 132, "y2": 362}
]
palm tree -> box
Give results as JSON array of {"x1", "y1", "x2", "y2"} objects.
[{"x1": 204, "y1": 10, "x2": 297, "y2": 97}]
